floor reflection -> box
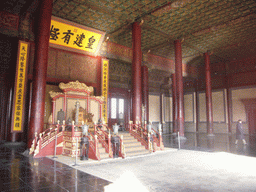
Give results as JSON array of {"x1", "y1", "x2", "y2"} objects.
[
  {"x1": 162, "y1": 132, "x2": 256, "y2": 157},
  {"x1": 1, "y1": 132, "x2": 255, "y2": 191},
  {"x1": 0, "y1": 143, "x2": 111, "y2": 192}
]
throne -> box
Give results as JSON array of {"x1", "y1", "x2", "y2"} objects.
[
  {"x1": 49, "y1": 80, "x2": 104, "y2": 131},
  {"x1": 72, "y1": 106, "x2": 94, "y2": 132}
]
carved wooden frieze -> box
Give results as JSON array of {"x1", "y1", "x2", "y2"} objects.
[
  {"x1": 49, "y1": 91, "x2": 63, "y2": 99},
  {"x1": 59, "y1": 80, "x2": 94, "y2": 95}
]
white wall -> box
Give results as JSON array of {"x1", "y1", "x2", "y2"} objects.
[{"x1": 149, "y1": 95, "x2": 160, "y2": 122}]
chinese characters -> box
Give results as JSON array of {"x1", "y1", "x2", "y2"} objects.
[
  {"x1": 102, "y1": 60, "x2": 109, "y2": 123},
  {"x1": 13, "y1": 42, "x2": 28, "y2": 131},
  {"x1": 50, "y1": 24, "x2": 96, "y2": 49}
]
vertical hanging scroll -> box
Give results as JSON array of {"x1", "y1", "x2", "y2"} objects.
[
  {"x1": 102, "y1": 59, "x2": 109, "y2": 123},
  {"x1": 11, "y1": 41, "x2": 29, "y2": 132}
]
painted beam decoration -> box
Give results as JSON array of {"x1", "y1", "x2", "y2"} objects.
[
  {"x1": 11, "y1": 41, "x2": 29, "y2": 132},
  {"x1": 102, "y1": 59, "x2": 109, "y2": 123},
  {"x1": 49, "y1": 16, "x2": 105, "y2": 55}
]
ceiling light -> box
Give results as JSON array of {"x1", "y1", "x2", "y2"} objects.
[{"x1": 105, "y1": 36, "x2": 109, "y2": 42}]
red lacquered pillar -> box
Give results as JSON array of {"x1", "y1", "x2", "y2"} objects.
[
  {"x1": 174, "y1": 40, "x2": 185, "y2": 137},
  {"x1": 28, "y1": 0, "x2": 53, "y2": 148},
  {"x1": 172, "y1": 73, "x2": 177, "y2": 134},
  {"x1": 204, "y1": 52, "x2": 214, "y2": 136},
  {"x1": 132, "y1": 22, "x2": 142, "y2": 123},
  {"x1": 141, "y1": 66, "x2": 149, "y2": 123}
]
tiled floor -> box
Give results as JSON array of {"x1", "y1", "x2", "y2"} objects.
[
  {"x1": 0, "y1": 144, "x2": 111, "y2": 192},
  {"x1": 162, "y1": 132, "x2": 256, "y2": 157},
  {"x1": 0, "y1": 132, "x2": 255, "y2": 191}
]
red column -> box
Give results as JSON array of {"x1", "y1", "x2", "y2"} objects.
[
  {"x1": 174, "y1": 40, "x2": 185, "y2": 137},
  {"x1": 226, "y1": 88, "x2": 232, "y2": 134},
  {"x1": 172, "y1": 73, "x2": 177, "y2": 134},
  {"x1": 141, "y1": 66, "x2": 149, "y2": 123},
  {"x1": 28, "y1": 0, "x2": 53, "y2": 148},
  {"x1": 204, "y1": 52, "x2": 214, "y2": 136},
  {"x1": 132, "y1": 22, "x2": 142, "y2": 123},
  {"x1": 225, "y1": 73, "x2": 232, "y2": 134},
  {"x1": 127, "y1": 89, "x2": 132, "y2": 124}
]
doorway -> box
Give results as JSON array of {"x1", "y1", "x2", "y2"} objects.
[
  {"x1": 110, "y1": 97, "x2": 125, "y2": 130},
  {"x1": 108, "y1": 88, "x2": 130, "y2": 131}
]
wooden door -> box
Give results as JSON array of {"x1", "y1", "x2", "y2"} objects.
[{"x1": 108, "y1": 88, "x2": 130, "y2": 130}]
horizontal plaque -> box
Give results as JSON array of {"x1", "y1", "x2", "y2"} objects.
[{"x1": 49, "y1": 16, "x2": 105, "y2": 56}]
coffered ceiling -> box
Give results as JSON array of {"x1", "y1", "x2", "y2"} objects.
[
  {"x1": 51, "y1": 0, "x2": 256, "y2": 67},
  {"x1": 1, "y1": 0, "x2": 256, "y2": 68}
]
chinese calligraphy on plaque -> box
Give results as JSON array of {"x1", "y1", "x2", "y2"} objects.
[{"x1": 49, "y1": 17, "x2": 105, "y2": 55}]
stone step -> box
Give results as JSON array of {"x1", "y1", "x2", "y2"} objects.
[
  {"x1": 123, "y1": 141, "x2": 141, "y2": 147},
  {"x1": 100, "y1": 152, "x2": 110, "y2": 159},
  {"x1": 125, "y1": 145, "x2": 146, "y2": 152},
  {"x1": 120, "y1": 132, "x2": 150, "y2": 157},
  {"x1": 95, "y1": 131, "x2": 151, "y2": 159},
  {"x1": 121, "y1": 133, "x2": 135, "y2": 137},
  {"x1": 125, "y1": 149, "x2": 150, "y2": 157},
  {"x1": 123, "y1": 139, "x2": 139, "y2": 144},
  {"x1": 99, "y1": 147, "x2": 106, "y2": 153},
  {"x1": 98, "y1": 143, "x2": 110, "y2": 160}
]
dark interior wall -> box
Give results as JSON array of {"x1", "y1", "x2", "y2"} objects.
[
  {"x1": 0, "y1": 34, "x2": 18, "y2": 142},
  {"x1": 47, "y1": 48, "x2": 100, "y2": 84},
  {"x1": 28, "y1": 47, "x2": 102, "y2": 95}
]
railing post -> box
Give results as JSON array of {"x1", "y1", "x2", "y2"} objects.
[
  {"x1": 95, "y1": 135, "x2": 99, "y2": 160},
  {"x1": 73, "y1": 137, "x2": 79, "y2": 166},
  {"x1": 120, "y1": 135, "x2": 125, "y2": 158},
  {"x1": 147, "y1": 132, "x2": 150, "y2": 151},
  {"x1": 94, "y1": 121, "x2": 96, "y2": 133},
  {"x1": 35, "y1": 132, "x2": 38, "y2": 145},
  {"x1": 47, "y1": 132, "x2": 50, "y2": 143},
  {"x1": 62, "y1": 120, "x2": 65, "y2": 131},
  {"x1": 55, "y1": 127, "x2": 58, "y2": 136},
  {"x1": 52, "y1": 135, "x2": 58, "y2": 159},
  {"x1": 34, "y1": 133, "x2": 42, "y2": 157},
  {"x1": 159, "y1": 125, "x2": 164, "y2": 150},
  {"x1": 108, "y1": 131, "x2": 111, "y2": 157},
  {"x1": 49, "y1": 127, "x2": 52, "y2": 138},
  {"x1": 72, "y1": 121, "x2": 75, "y2": 137},
  {"x1": 39, "y1": 133, "x2": 42, "y2": 149},
  {"x1": 57, "y1": 120, "x2": 60, "y2": 134},
  {"x1": 129, "y1": 121, "x2": 132, "y2": 133}
]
